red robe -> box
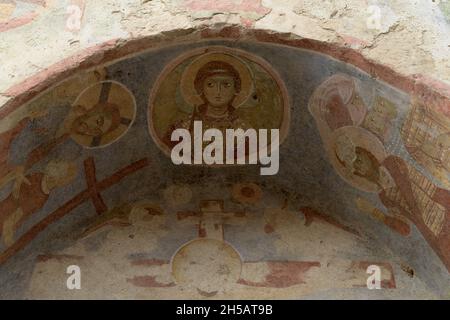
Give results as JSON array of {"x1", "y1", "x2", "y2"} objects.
[
  {"x1": 380, "y1": 155, "x2": 450, "y2": 271},
  {"x1": 0, "y1": 173, "x2": 49, "y2": 237},
  {"x1": 324, "y1": 94, "x2": 353, "y2": 131}
]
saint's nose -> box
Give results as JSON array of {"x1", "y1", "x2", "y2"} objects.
[{"x1": 216, "y1": 83, "x2": 222, "y2": 95}]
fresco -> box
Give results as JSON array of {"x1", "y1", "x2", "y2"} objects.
[
  {"x1": 0, "y1": 41, "x2": 449, "y2": 299},
  {"x1": 401, "y1": 101, "x2": 450, "y2": 189},
  {"x1": 309, "y1": 73, "x2": 450, "y2": 270},
  {"x1": 25, "y1": 197, "x2": 403, "y2": 299},
  {"x1": 0, "y1": 0, "x2": 86, "y2": 33},
  {"x1": 149, "y1": 46, "x2": 290, "y2": 157},
  {"x1": 0, "y1": 0, "x2": 49, "y2": 32},
  {"x1": 65, "y1": 81, "x2": 136, "y2": 148}
]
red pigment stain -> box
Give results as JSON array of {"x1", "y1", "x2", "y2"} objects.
[
  {"x1": 241, "y1": 186, "x2": 256, "y2": 198},
  {"x1": 264, "y1": 224, "x2": 275, "y2": 234},
  {"x1": 300, "y1": 207, "x2": 361, "y2": 237},
  {"x1": 383, "y1": 215, "x2": 411, "y2": 237},
  {"x1": 177, "y1": 211, "x2": 202, "y2": 220},
  {"x1": 0, "y1": 13, "x2": 38, "y2": 32},
  {"x1": 238, "y1": 261, "x2": 320, "y2": 288},
  {"x1": 36, "y1": 254, "x2": 84, "y2": 262},
  {"x1": 198, "y1": 224, "x2": 207, "y2": 238},
  {"x1": 127, "y1": 276, "x2": 175, "y2": 288}
]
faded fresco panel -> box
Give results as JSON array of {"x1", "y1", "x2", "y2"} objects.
[{"x1": 0, "y1": 41, "x2": 448, "y2": 299}]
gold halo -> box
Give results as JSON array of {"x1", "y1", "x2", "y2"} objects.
[
  {"x1": 330, "y1": 126, "x2": 387, "y2": 193},
  {"x1": 68, "y1": 80, "x2": 136, "y2": 148},
  {"x1": 180, "y1": 52, "x2": 254, "y2": 108}
]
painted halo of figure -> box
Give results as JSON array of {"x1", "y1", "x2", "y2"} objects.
[
  {"x1": 330, "y1": 126, "x2": 449, "y2": 266},
  {"x1": 65, "y1": 81, "x2": 136, "y2": 148},
  {"x1": 308, "y1": 74, "x2": 367, "y2": 139},
  {"x1": 149, "y1": 46, "x2": 290, "y2": 160},
  {"x1": 331, "y1": 126, "x2": 387, "y2": 192},
  {"x1": 163, "y1": 52, "x2": 254, "y2": 147}
]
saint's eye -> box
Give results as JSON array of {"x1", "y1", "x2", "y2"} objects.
[
  {"x1": 207, "y1": 82, "x2": 214, "y2": 87},
  {"x1": 224, "y1": 82, "x2": 231, "y2": 88},
  {"x1": 96, "y1": 116, "x2": 104, "y2": 126}
]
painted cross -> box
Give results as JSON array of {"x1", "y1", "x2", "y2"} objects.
[
  {"x1": 125, "y1": 201, "x2": 396, "y2": 295},
  {"x1": 177, "y1": 200, "x2": 246, "y2": 240},
  {"x1": 83, "y1": 157, "x2": 108, "y2": 214},
  {"x1": 0, "y1": 156, "x2": 150, "y2": 264}
]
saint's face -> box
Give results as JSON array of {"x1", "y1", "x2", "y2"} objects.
[
  {"x1": 335, "y1": 135, "x2": 355, "y2": 169},
  {"x1": 202, "y1": 75, "x2": 236, "y2": 112},
  {"x1": 353, "y1": 149, "x2": 378, "y2": 180},
  {"x1": 75, "y1": 110, "x2": 113, "y2": 137}
]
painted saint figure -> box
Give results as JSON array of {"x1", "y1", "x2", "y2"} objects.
[
  {"x1": 308, "y1": 74, "x2": 367, "y2": 139},
  {"x1": 334, "y1": 132, "x2": 450, "y2": 267},
  {"x1": 149, "y1": 47, "x2": 289, "y2": 159},
  {"x1": 164, "y1": 60, "x2": 250, "y2": 148},
  {"x1": 65, "y1": 81, "x2": 136, "y2": 148}
]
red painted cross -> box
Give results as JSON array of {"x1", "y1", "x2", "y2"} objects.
[
  {"x1": 0, "y1": 156, "x2": 150, "y2": 265},
  {"x1": 177, "y1": 200, "x2": 246, "y2": 240},
  {"x1": 83, "y1": 157, "x2": 108, "y2": 214}
]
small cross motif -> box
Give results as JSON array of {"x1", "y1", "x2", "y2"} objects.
[{"x1": 177, "y1": 200, "x2": 246, "y2": 240}]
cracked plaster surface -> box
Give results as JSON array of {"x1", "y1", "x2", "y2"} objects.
[{"x1": 0, "y1": 0, "x2": 449, "y2": 101}]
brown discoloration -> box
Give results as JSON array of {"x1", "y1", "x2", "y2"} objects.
[
  {"x1": 264, "y1": 223, "x2": 274, "y2": 234},
  {"x1": 36, "y1": 254, "x2": 84, "y2": 262},
  {"x1": 231, "y1": 182, "x2": 263, "y2": 205},
  {"x1": 145, "y1": 207, "x2": 163, "y2": 216},
  {"x1": 81, "y1": 217, "x2": 131, "y2": 238}
]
